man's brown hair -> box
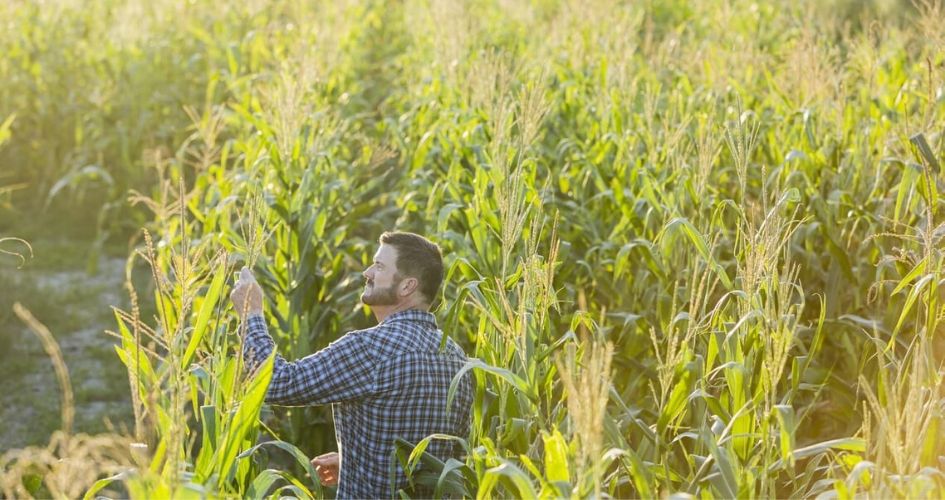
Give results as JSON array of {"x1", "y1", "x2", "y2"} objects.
[{"x1": 379, "y1": 231, "x2": 444, "y2": 303}]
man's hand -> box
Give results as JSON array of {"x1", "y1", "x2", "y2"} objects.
[
  {"x1": 230, "y1": 267, "x2": 263, "y2": 319},
  {"x1": 311, "y1": 452, "x2": 339, "y2": 487}
]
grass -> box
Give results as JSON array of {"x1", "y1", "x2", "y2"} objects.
[{"x1": 1, "y1": 0, "x2": 944, "y2": 497}]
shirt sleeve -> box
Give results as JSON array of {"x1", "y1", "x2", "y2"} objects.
[{"x1": 242, "y1": 313, "x2": 378, "y2": 406}]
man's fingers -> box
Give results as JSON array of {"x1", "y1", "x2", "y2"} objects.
[
  {"x1": 317, "y1": 472, "x2": 336, "y2": 487},
  {"x1": 311, "y1": 452, "x2": 339, "y2": 486},
  {"x1": 314, "y1": 465, "x2": 336, "y2": 486}
]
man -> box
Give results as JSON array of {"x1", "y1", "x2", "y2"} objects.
[{"x1": 231, "y1": 231, "x2": 474, "y2": 498}]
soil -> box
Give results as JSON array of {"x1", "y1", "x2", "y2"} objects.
[{"x1": 0, "y1": 253, "x2": 137, "y2": 450}]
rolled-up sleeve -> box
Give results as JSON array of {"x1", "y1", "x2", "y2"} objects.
[{"x1": 242, "y1": 313, "x2": 377, "y2": 406}]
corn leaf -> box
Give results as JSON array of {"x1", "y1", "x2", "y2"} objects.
[{"x1": 182, "y1": 258, "x2": 226, "y2": 369}]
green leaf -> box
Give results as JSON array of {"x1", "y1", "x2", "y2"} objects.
[
  {"x1": 83, "y1": 471, "x2": 130, "y2": 500},
  {"x1": 705, "y1": 435, "x2": 738, "y2": 499},
  {"x1": 154, "y1": 288, "x2": 179, "y2": 340},
  {"x1": 798, "y1": 437, "x2": 865, "y2": 455},
  {"x1": 182, "y1": 258, "x2": 226, "y2": 369},
  {"x1": 238, "y1": 439, "x2": 321, "y2": 495},
  {"x1": 657, "y1": 369, "x2": 692, "y2": 434},
  {"x1": 45, "y1": 164, "x2": 115, "y2": 207},
  {"x1": 392, "y1": 437, "x2": 471, "y2": 497},
  {"x1": 542, "y1": 429, "x2": 570, "y2": 483},
  {"x1": 401, "y1": 433, "x2": 469, "y2": 475},
  {"x1": 113, "y1": 310, "x2": 155, "y2": 383},
  {"x1": 448, "y1": 358, "x2": 536, "y2": 411},
  {"x1": 774, "y1": 405, "x2": 796, "y2": 468},
  {"x1": 623, "y1": 449, "x2": 656, "y2": 498},
  {"x1": 437, "y1": 203, "x2": 465, "y2": 233},
  {"x1": 894, "y1": 162, "x2": 920, "y2": 222},
  {"x1": 893, "y1": 273, "x2": 935, "y2": 337},
  {"x1": 661, "y1": 218, "x2": 732, "y2": 290},
  {"x1": 910, "y1": 133, "x2": 940, "y2": 173},
  {"x1": 436, "y1": 458, "x2": 474, "y2": 499},
  {"x1": 215, "y1": 353, "x2": 274, "y2": 484},
  {"x1": 891, "y1": 257, "x2": 928, "y2": 296},
  {"x1": 517, "y1": 454, "x2": 550, "y2": 492},
  {"x1": 478, "y1": 461, "x2": 539, "y2": 499},
  {"x1": 272, "y1": 472, "x2": 317, "y2": 500},
  {"x1": 768, "y1": 438, "x2": 866, "y2": 470},
  {"x1": 0, "y1": 113, "x2": 15, "y2": 146},
  {"x1": 195, "y1": 405, "x2": 218, "y2": 479},
  {"x1": 247, "y1": 469, "x2": 284, "y2": 498}
]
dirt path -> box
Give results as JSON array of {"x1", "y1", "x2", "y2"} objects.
[{"x1": 0, "y1": 252, "x2": 136, "y2": 450}]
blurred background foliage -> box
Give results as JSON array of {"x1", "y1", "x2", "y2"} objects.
[{"x1": 1, "y1": 0, "x2": 944, "y2": 497}]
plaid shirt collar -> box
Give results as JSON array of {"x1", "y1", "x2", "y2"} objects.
[{"x1": 380, "y1": 308, "x2": 437, "y2": 328}]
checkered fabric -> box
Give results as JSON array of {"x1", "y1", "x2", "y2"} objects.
[{"x1": 243, "y1": 309, "x2": 474, "y2": 498}]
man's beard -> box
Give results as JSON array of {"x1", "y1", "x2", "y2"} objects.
[{"x1": 360, "y1": 278, "x2": 400, "y2": 306}]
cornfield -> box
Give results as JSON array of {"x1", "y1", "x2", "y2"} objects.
[{"x1": 2, "y1": 0, "x2": 945, "y2": 497}]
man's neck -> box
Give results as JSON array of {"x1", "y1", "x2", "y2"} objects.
[{"x1": 372, "y1": 299, "x2": 427, "y2": 323}]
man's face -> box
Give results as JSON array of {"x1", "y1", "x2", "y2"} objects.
[{"x1": 361, "y1": 244, "x2": 402, "y2": 306}]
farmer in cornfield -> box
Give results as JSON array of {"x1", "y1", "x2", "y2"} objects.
[{"x1": 230, "y1": 231, "x2": 474, "y2": 498}]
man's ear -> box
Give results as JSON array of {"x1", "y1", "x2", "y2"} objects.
[{"x1": 400, "y1": 277, "x2": 419, "y2": 296}]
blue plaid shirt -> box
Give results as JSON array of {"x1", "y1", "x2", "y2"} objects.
[{"x1": 243, "y1": 309, "x2": 474, "y2": 498}]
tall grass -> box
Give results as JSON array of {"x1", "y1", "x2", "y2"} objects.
[{"x1": 2, "y1": 0, "x2": 944, "y2": 497}]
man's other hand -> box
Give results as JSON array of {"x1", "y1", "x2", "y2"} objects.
[
  {"x1": 311, "y1": 452, "x2": 339, "y2": 487},
  {"x1": 230, "y1": 267, "x2": 263, "y2": 318}
]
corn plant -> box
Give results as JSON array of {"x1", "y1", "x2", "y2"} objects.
[{"x1": 3, "y1": 0, "x2": 945, "y2": 498}]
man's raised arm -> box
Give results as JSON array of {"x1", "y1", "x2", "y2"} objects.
[{"x1": 232, "y1": 268, "x2": 378, "y2": 406}]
